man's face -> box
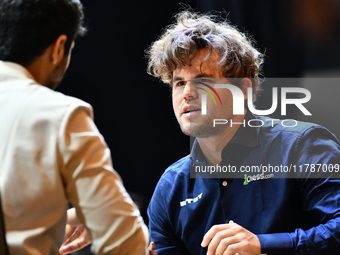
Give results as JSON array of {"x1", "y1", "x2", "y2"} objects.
[
  {"x1": 45, "y1": 42, "x2": 74, "y2": 90},
  {"x1": 172, "y1": 48, "x2": 241, "y2": 138}
]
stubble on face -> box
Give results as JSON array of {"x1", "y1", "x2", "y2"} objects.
[
  {"x1": 179, "y1": 111, "x2": 227, "y2": 138},
  {"x1": 172, "y1": 49, "x2": 234, "y2": 138}
]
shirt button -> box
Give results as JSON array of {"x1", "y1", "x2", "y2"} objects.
[{"x1": 222, "y1": 181, "x2": 228, "y2": 186}]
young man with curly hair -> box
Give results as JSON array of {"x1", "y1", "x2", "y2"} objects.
[{"x1": 147, "y1": 11, "x2": 340, "y2": 255}]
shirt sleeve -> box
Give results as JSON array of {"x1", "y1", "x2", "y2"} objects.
[
  {"x1": 148, "y1": 176, "x2": 190, "y2": 255},
  {"x1": 57, "y1": 102, "x2": 149, "y2": 255},
  {"x1": 258, "y1": 126, "x2": 340, "y2": 255}
]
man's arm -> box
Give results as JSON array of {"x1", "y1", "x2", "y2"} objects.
[
  {"x1": 148, "y1": 179, "x2": 190, "y2": 255},
  {"x1": 263, "y1": 126, "x2": 340, "y2": 254},
  {"x1": 202, "y1": 126, "x2": 340, "y2": 255},
  {"x1": 59, "y1": 210, "x2": 158, "y2": 255},
  {"x1": 257, "y1": 177, "x2": 340, "y2": 255},
  {"x1": 58, "y1": 102, "x2": 149, "y2": 255}
]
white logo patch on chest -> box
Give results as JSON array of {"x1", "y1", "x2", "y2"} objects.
[{"x1": 180, "y1": 193, "x2": 203, "y2": 207}]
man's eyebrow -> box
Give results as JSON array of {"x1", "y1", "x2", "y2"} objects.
[
  {"x1": 172, "y1": 76, "x2": 183, "y2": 82},
  {"x1": 194, "y1": 73, "x2": 215, "y2": 78},
  {"x1": 172, "y1": 73, "x2": 215, "y2": 82}
]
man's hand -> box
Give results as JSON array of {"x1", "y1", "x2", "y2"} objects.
[
  {"x1": 59, "y1": 226, "x2": 157, "y2": 255},
  {"x1": 201, "y1": 223, "x2": 261, "y2": 255},
  {"x1": 149, "y1": 242, "x2": 158, "y2": 255},
  {"x1": 59, "y1": 224, "x2": 92, "y2": 254}
]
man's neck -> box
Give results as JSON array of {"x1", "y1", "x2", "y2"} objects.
[{"x1": 197, "y1": 113, "x2": 247, "y2": 166}]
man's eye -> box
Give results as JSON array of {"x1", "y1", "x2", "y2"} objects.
[
  {"x1": 198, "y1": 78, "x2": 213, "y2": 85},
  {"x1": 175, "y1": 81, "x2": 186, "y2": 87}
]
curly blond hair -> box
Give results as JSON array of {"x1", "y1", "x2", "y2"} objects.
[{"x1": 146, "y1": 11, "x2": 264, "y2": 99}]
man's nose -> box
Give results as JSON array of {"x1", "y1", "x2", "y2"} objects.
[{"x1": 183, "y1": 81, "x2": 197, "y2": 101}]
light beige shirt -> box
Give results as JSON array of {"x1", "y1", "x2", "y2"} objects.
[{"x1": 0, "y1": 61, "x2": 149, "y2": 255}]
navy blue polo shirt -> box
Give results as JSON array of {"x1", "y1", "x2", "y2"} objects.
[{"x1": 148, "y1": 114, "x2": 340, "y2": 255}]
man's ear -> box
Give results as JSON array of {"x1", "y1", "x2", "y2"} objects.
[
  {"x1": 240, "y1": 78, "x2": 252, "y2": 100},
  {"x1": 51, "y1": 35, "x2": 67, "y2": 65}
]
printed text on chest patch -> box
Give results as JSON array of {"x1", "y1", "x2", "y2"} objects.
[{"x1": 180, "y1": 193, "x2": 203, "y2": 207}]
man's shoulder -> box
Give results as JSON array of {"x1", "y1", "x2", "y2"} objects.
[
  {"x1": 257, "y1": 115, "x2": 336, "y2": 139},
  {"x1": 31, "y1": 83, "x2": 91, "y2": 110},
  {"x1": 152, "y1": 155, "x2": 192, "y2": 196},
  {"x1": 149, "y1": 155, "x2": 191, "y2": 208},
  {"x1": 149, "y1": 154, "x2": 209, "y2": 218},
  {"x1": 255, "y1": 116, "x2": 340, "y2": 159},
  {"x1": 159, "y1": 154, "x2": 191, "y2": 184},
  {"x1": 0, "y1": 77, "x2": 94, "y2": 133},
  {"x1": 0, "y1": 76, "x2": 90, "y2": 108},
  {"x1": 9, "y1": 78, "x2": 92, "y2": 115}
]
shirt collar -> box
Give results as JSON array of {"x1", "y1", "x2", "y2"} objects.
[
  {"x1": 228, "y1": 110, "x2": 260, "y2": 147},
  {"x1": 190, "y1": 111, "x2": 260, "y2": 166},
  {"x1": 0, "y1": 60, "x2": 35, "y2": 81}
]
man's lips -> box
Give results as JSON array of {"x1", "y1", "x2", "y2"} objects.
[{"x1": 182, "y1": 105, "x2": 201, "y2": 116}]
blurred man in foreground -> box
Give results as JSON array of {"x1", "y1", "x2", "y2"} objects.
[
  {"x1": 0, "y1": 0, "x2": 149, "y2": 254},
  {"x1": 147, "y1": 11, "x2": 340, "y2": 255}
]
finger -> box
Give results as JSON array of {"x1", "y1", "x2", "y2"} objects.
[
  {"x1": 223, "y1": 235, "x2": 261, "y2": 255},
  {"x1": 149, "y1": 242, "x2": 158, "y2": 255},
  {"x1": 207, "y1": 224, "x2": 242, "y2": 255},
  {"x1": 222, "y1": 243, "x2": 240, "y2": 255},
  {"x1": 63, "y1": 226, "x2": 85, "y2": 245},
  {"x1": 201, "y1": 224, "x2": 232, "y2": 247},
  {"x1": 59, "y1": 244, "x2": 73, "y2": 255},
  {"x1": 149, "y1": 242, "x2": 156, "y2": 251},
  {"x1": 206, "y1": 229, "x2": 238, "y2": 255},
  {"x1": 62, "y1": 224, "x2": 77, "y2": 243},
  {"x1": 59, "y1": 235, "x2": 88, "y2": 254},
  {"x1": 214, "y1": 236, "x2": 241, "y2": 255}
]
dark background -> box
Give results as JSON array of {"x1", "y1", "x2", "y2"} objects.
[{"x1": 57, "y1": 0, "x2": 340, "y2": 222}]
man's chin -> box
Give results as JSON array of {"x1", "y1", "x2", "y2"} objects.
[
  {"x1": 180, "y1": 125, "x2": 191, "y2": 136},
  {"x1": 179, "y1": 122, "x2": 224, "y2": 138},
  {"x1": 179, "y1": 123, "x2": 207, "y2": 138}
]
